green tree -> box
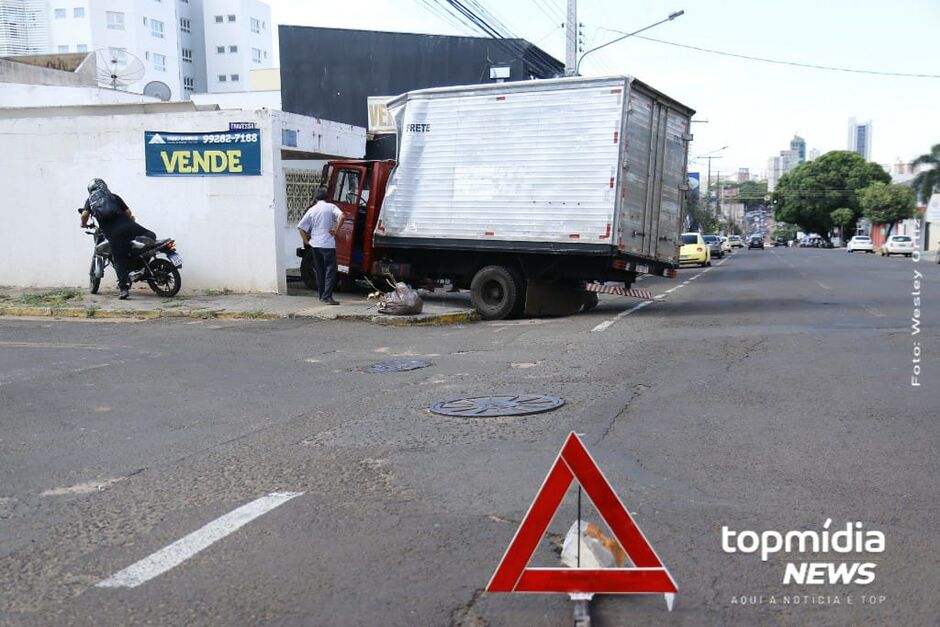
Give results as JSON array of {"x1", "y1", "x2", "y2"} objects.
[
  {"x1": 830, "y1": 207, "x2": 855, "y2": 239},
  {"x1": 912, "y1": 143, "x2": 940, "y2": 203},
  {"x1": 737, "y1": 180, "x2": 769, "y2": 211},
  {"x1": 859, "y1": 182, "x2": 916, "y2": 237},
  {"x1": 774, "y1": 151, "x2": 890, "y2": 237}
]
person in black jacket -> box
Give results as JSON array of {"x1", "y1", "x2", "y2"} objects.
[{"x1": 80, "y1": 179, "x2": 155, "y2": 300}]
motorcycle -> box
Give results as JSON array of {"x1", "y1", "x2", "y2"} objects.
[{"x1": 80, "y1": 209, "x2": 183, "y2": 297}]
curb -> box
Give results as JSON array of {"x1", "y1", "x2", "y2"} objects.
[{"x1": 0, "y1": 305, "x2": 477, "y2": 325}]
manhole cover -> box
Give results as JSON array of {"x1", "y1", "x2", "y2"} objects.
[
  {"x1": 362, "y1": 359, "x2": 432, "y2": 373},
  {"x1": 430, "y1": 394, "x2": 564, "y2": 417}
]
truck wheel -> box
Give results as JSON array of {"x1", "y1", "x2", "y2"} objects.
[
  {"x1": 581, "y1": 292, "x2": 599, "y2": 312},
  {"x1": 470, "y1": 265, "x2": 523, "y2": 320}
]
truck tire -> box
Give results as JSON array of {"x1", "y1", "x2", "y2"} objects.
[
  {"x1": 581, "y1": 292, "x2": 599, "y2": 312},
  {"x1": 470, "y1": 265, "x2": 523, "y2": 320}
]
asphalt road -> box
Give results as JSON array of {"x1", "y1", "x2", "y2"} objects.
[{"x1": 1, "y1": 247, "x2": 937, "y2": 626}]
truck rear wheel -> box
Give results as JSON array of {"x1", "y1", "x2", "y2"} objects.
[{"x1": 470, "y1": 265, "x2": 524, "y2": 320}]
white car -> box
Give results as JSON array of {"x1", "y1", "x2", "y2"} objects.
[
  {"x1": 846, "y1": 235, "x2": 874, "y2": 253},
  {"x1": 880, "y1": 235, "x2": 915, "y2": 257},
  {"x1": 728, "y1": 235, "x2": 744, "y2": 248},
  {"x1": 720, "y1": 236, "x2": 732, "y2": 253}
]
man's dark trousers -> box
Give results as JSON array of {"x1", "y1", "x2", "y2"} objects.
[{"x1": 311, "y1": 247, "x2": 337, "y2": 301}]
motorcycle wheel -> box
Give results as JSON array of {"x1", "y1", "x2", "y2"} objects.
[
  {"x1": 89, "y1": 257, "x2": 100, "y2": 294},
  {"x1": 147, "y1": 258, "x2": 182, "y2": 297}
]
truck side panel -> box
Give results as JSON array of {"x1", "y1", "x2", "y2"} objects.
[{"x1": 379, "y1": 78, "x2": 625, "y2": 248}]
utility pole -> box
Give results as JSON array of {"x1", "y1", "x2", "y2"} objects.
[{"x1": 565, "y1": 0, "x2": 577, "y2": 75}]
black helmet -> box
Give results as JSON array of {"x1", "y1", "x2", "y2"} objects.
[{"x1": 87, "y1": 178, "x2": 107, "y2": 193}]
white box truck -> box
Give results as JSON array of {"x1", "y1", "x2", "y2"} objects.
[{"x1": 303, "y1": 76, "x2": 695, "y2": 319}]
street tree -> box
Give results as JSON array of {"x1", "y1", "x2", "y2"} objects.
[
  {"x1": 859, "y1": 182, "x2": 916, "y2": 237},
  {"x1": 774, "y1": 151, "x2": 890, "y2": 236},
  {"x1": 737, "y1": 180, "x2": 769, "y2": 211},
  {"x1": 830, "y1": 207, "x2": 855, "y2": 240},
  {"x1": 912, "y1": 143, "x2": 940, "y2": 203}
]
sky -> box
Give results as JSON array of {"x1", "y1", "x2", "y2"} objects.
[{"x1": 265, "y1": 0, "x2": 940, "y2": 179}]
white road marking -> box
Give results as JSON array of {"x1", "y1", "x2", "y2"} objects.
[
  {"x1": 861, "y1": 304, "x2": 886, "y2": 318},
  {"x1": 591, "y1": 300, "x2": 653, "y2": 332},
  {"x1": 96, "y1": 491, "x2": 303, "y2": 589},
  {"x1": 816, "y1": 281, "x2": 832, "y2": 290}
]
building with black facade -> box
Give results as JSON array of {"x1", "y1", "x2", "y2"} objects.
[{"x1": 279, "y1": 26, "x2": 564, "y2": 158}]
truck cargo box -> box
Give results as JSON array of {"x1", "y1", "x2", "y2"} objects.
[{"x1": 374, "y1": 76, "x2": 695, "y2": 268}]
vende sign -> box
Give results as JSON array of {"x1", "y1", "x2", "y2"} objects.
[{"x1": 145, "y1": 130, "x2": 262, "y2": 176}]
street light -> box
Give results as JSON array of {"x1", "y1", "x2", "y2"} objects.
[
  {"x1": 691, "y1": 146, "x2": 728, "y2": 217},
  {"x1": 576, "y1": 10, "x2": 684, "y2": 74}
]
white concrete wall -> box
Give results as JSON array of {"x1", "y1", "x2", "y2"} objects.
[
  {"x1": 0, "y1": 83, "x2": 159, "y2": 107},
  {"x1": 190, "y1": 90, "x2": 281, "y2": 110},
  {"x1": 0, "y1": 107, "x2": 283, "y2": 293}
]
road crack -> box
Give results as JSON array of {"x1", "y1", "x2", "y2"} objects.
[
  {"x1": 596, "y1": 383, "x2": 650, "y2": 444},
  {"x1": 451, "y1": 588, "x2": 486, "y2": 627}
]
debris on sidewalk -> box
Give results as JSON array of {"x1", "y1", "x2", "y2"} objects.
[{"x1": 378, "y1": 281, "x2": 424, "y2": 315}]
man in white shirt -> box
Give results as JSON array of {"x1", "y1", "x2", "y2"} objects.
[{"x1": 297, "y1": 188, "x2": 345, "y2": 305}]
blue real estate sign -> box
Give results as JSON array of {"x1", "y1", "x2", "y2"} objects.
[{"x1": 145, "y1": 130, "x2": 262, "y2": 176}]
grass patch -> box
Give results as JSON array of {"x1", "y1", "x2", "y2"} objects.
[
  {"x1": 245, "y1": 309, "x2": 266, "y2": 319},
  {"x1": 84, "y1": 305, "x2": 98, "y2": 318},
  {"x1": 17, "y1": 288, "x2": 84, "y2": 307},
  {"x1": 203, "y1": 288, "x2": 233, "y2": 296},
  {"x1": 0, "y1": 293, "x2": 10, "y2": 301},
  {"x1": 161, "y1": 301, "x2": 184, "y2": 308}
]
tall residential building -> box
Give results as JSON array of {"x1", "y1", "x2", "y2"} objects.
[
  {"x1": 0, "y1": 0, "x2": 49, "y2": 55},
  {"x1": 766, "y1": 149, "x2": 800, "y2": 192},
  {"x1": 0, "y1": 0, "x2": 272, "y2": 100},
  {"x1": 789, "y1": 134, "x2": 806, "y2": 163},
  {"x1": 848, "y1": 118, "x2": 872, "y2": 161},
  {"x1": 807, "y1": 148, "x2": 820, "y2": 162},
  {"x1": 201, "y1": 0, "x2": 271, "y2": 93}
]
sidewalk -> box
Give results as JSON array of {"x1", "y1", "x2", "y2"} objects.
[{"x1": 0, "y1": 283, "x2": 478, "y2": 325}]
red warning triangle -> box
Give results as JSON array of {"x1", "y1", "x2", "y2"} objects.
[{"x1": 487, "y1": 432, "x2": 678, "y2": 596}]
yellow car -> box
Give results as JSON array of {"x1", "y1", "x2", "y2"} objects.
[{"x1": 680, "y1": 232, "x2": 711, "y2": 267}]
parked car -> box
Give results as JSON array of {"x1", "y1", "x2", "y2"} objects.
[
  {"x1": 720, "y1": 236, "x2": 732, "y2": 254},
  {"x1": 774, "y1": 236, "x2": 787, "y2": 247},
  {"x1": 846, "y1": 235, "x2": 874, "y2": 253},
  {"x1": 702, "y1": 234, "x2": 724, "y2": 259},
  {"x1": 747, "y1": 235, "x2": 764, "y2": 250},
  {"x1": 680, "y1": 232, "x2": 711, "y2": 267},
  {"x1": 880, "y1": 234, "x2": 915, "y2": 257},
  {"x1": 728, "y1": 235, "x2": 744, "y2": 248}
]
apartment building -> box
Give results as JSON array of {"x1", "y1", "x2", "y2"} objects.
[{"x1": 0, "y1": 0, "x2": 272, "y2": 99}]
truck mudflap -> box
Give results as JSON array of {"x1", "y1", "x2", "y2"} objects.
[{"x1": 583, "y1": 283, "x2": 653, "y2": 300}]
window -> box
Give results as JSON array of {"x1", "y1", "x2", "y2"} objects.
[
  {"x1": 230, "y1": 73, "x2": 239, "y2": 81},
  {"x1": 144, "y1": 51, "x2": 150, "y2": 60},
  {"x1": 332, "y1": 170, "x2": 362, "y2": 204},
  {"x1": 218, "y1": 74, "x2": 226, "y2": 82},
  {"x1": 106, "y1": 11, "x2": 124, "y2": 30},
  {"x1": 281, "y1": 128, "x2": 297, "y2": 147},
  {"x1": 181, "y1": 48, "x2": 192, "y2": 63},
  {"x1": 77, "y1": 44, "x2": 87, "y2": 52},
  {"x1": 264, "y1": 50, "x2": 267, "y2": 58},
  {"x1": 73, "y1": 7, "x2": 84, "y2": 18},
  {"x1": 226, "y1": 14, "x2": 235, "y2": 22},
  {"x1": 143, "y1": 16, "x2": 148, "y2": 25},
  {"x1": 228, "y1": 45, "x2": 237, "y2": 53},
  {"x1": 214, "y1": 15, "x2": 222, "y2": 23},
  {"x1": 54, "y1": 8, "x2": 65, "y2": 18},
  {"x1": 57, "y1": 44, "x2": 69, "y2": 52},
  {"x1": 216, "y1": 46, "x2": 224, "y2": 53},
  {"x1": 180, "y1": 17, "x2": 190, "y2": 33},
  {"x1": 153, "y1": 53, "x2": 165, "y2": 71},
  {"x1": 183, "y1": 77, "x2": 194, "y2": 91},
  {"x1": 151, "y1": 19, "x2": 164, "y2": 38},
  {"x1": 250, "y1": 17, "x2": 260, "y2": 33},
  {"x1": 251, "y1": 47, "x2": 261, "y2": 63}
]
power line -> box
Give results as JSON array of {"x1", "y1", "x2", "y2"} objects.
[{"x1": 622, "y1": 33, "x2": 940, "y2": 79}]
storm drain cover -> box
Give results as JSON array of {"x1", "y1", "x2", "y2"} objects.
[
  {"x1": 363, "y1": 359, "x2": 432, "y2": 373},
  {"x1": 430, "y1": 394, "x2": 564, "y2": 417}
]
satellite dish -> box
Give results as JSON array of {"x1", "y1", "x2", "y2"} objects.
[
  {"x1": 143, "y1": 80, "x2": 172, "y2": 101},
  {"x1": 94, "y1": 47, "x2": 145, "y2": 89}
]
